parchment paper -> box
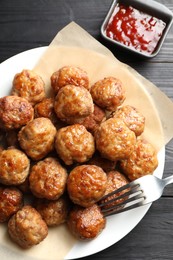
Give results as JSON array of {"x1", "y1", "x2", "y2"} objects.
[
  {"x1": 34, "y1": 22, "x2": 173, "y2": 150},
  {"x1": 31, "y1": 22, "x2": 173, "y2": 258}
]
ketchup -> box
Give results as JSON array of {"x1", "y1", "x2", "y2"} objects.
[{"x1": 106, "y1": 4, "x2": 166, "y2": 54}]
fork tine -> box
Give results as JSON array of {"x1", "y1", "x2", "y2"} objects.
[
  {"x1": 100, "y1": 191, "x2": 144, "y2": 215},
  {"x1": 100, "y1": 180, "x2": 140, "y2": 203},
  {"x1": 103, "y1": 199, "x2": 146, "y2": 217},
  {"x1": 98, "y1": 184, "x2": 140, "y2": 208}
]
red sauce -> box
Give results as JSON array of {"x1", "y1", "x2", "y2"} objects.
[{"x1": 106, "y1": 4, "x2": 166, "y2": 54}]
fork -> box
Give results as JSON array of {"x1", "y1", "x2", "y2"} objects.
[{"x1": 98, "y1": 174, "x2": 173, "y2": 217}]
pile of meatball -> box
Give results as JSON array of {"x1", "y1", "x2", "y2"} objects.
[{"x1": 0, "y1": 66, "x2": 158, "y2": 248}]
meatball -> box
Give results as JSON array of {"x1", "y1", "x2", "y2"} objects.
[
  {"x1": 113, "y1": 105, "x2": 145, "y2": 136},
  {"x1": 79, "y1": 104, "x2": 106, "y2": 134},
  {"x1": 0, "y1": 148, "x2": 30, "y2": 185},
  {"x1": 34, "y1": 196, "x2": 70, "y2": 226},
  {"x1": 95, "y1": 117, "x2": 136, "y2": 161},
  {"x1": 18, "y1": 117, "x2": 56, "y2": 160},
  {"x1": 29, "y1": 157, "x2": 68, "y2": 200},
  {"x1": 55, "y1": 124, "x2": 95, "y2": 165},
  {"x1": 8, "y1": 205, "x2": 48, "y2": 249},
  {"x1": 0, "y1": 186, "x2": 23, "y2": 222},
  {"x1": 67, "y1": 165, "x2": 107, "y2": 207},
  {"x1": 12, "y1": 69, "x2": 45, "y2": 106},
  {"x1": 67, "y1": 204, "x2": 106, "y2": 240},
  {"x1": 34, "y1": 97, "x2": 55, "y2": 119},
  {"x1": 34, "y1": 97, "x2": 66, "y2": 130},
  {"x1": 120, "y1": 138, "x2": 158, "y2": 181},
  {"x1": 54, "y1": 85, "x2": 94, "y2": 124},
  {"x1": 0, "y1": 96, "x2": 34, "y2": 130},
  {"x1": 34, "y1": 97, "x2": 62, "y2": 127},
  {"x1": 90, "y1": 77, "x2": 125, "y2": 111},
  {"x1": 100, "y1": 171, "x2": 129, "y2": 211},
  {"x1": 87, "y1": 152, "x2": 117, "y2": 173},
  {"x1": 51, "y1": 66, "x2": 90, "y2": 94}
]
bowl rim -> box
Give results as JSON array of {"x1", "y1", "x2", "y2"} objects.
[{"x1": 101, "y1": 0, "x2": 173, "y2": 58}]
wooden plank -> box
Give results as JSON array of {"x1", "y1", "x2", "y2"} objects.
[
  {"x1": 0, "y1": 0, "x2": 173, "y2": 63},
  {"x1": 128, "y1": 62, "x2": 173, "y2": 98}
]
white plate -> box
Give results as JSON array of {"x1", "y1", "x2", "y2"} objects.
[{"x1": 0, "y1": 47, "x2": 165, "y2": 260}]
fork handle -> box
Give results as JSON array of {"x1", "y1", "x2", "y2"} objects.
[{"x1": 164, "y1": 175, "x2": 173, "y2": 186}]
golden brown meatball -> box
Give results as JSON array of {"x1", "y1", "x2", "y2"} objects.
[
  {"x1": 34, "y1": 97, "x2": 55, "y2": 119},
  {"x1": 67, "y1": 165, "x2": 107, "y2": 207},
  {"x1": 12, "y1": 69, "x2": 45, "y2": 106},
  {"x1": 67, "y1": 204, "x2": 106, "y2": 240},
  {"x1": 90, "y1": 77, "x2": 125, "y2": 111},
  {"x1": 18, "y1": 117, "x2": 56, "y2": 161},
  {"x1": 95, "y1": 117, "x2": 136, "y2": 161},
  {"x1": 8, "y1": 205, "x2": 48, "y2": 249},
  {"x1": 34, "y1": 196, "x2": 69, "y2": 226},
  {"x1": 0, "y1": 96, "x2": 34, "y2": 130},
  {"x1": 79, "y1": 104, "x2": 106, "y2": 134},
  {"x1": 51, "y1": 66, "x2": 90, "y2": 94},
  {"x1": 113, "y1": 105, "x2": 145, "y2": 136},
  {"x1": 0, "y1": 148, "x2": 30, "y2": 185},
  {"x1": 120, "y1": 138, "x2": 158, "y2": 181},
  {"x1": 87, "y1": 152, "x2": 117, "y2": 173},
  {"x1": 34, "y1": 97, "x2": 66, "y2": 130},
  {"x1": 0, "y1": 186, "x2": 23, "y2": 222},
  {"x1": 55, "y1": 124, "x2": 95, "y2": 165},
  {"x1": 54, "y1": 85, "x2": 94, "y2": 124},
  {"x1": 34, "y1": 98, "x2": 56, "y2": 123},
  {"x1": 29, "y1": 157, "x2": 68, "y2": 200},
  {"x1": 100, "y1": 171, "x2": 129, "y2": 211}
]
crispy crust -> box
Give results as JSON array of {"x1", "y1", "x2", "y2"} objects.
[
  {"x1": 55, "y1": 124, "x2": 95, "y2": 165},
  {"x1": 51, "y1": 66, "x2": 90, "y2": 94},
  {"x1": 67, "y1": 204, "x2": 106, "y2": 240},
  {"x1": 90, "y1": 77, "x2": 125, "y2": 111},
  {"x1": 95, "y1": 117, "x2": 136, "y2": 161},
  {"x1": 0, "y1": 148, "x2": 30, "y2": 185},
  {"x1": 18, "y1": 117, "x2": 56, "y2": 160},
  {"x1": 8, "y1": 205, "x2": 48, "y2": 249},
  {"x1": 113, "y1": 105, "x2": 145, "y2": 136},
  {"x1": 67, "y1": 165, "x2": 107, "y2": 207},
  {"x1": 12, "y1": 69, "x2": 45, "y2": 106},
  {"x1": 120, "y1": 138, "x2": 158, "y2": 180},
  {"x1": 29, "y1": 157, "x2": 68, "y2": 200},
  {"x1": 0, "y1": 96, "x2": 34, "y2": 130},
  {"x1": 54, "y1": 85, "x2": 94, "y2": 124},
  {"x1": 34, "y1": 196, "x2": 70, "y2": 226},
  {"x1": 0, "y1": 186, "x2": 23, "y2": 222}
]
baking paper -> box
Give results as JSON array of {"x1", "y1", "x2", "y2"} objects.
[{"x1": 32, "y1": 22, "x2": 173, "y2": 258}]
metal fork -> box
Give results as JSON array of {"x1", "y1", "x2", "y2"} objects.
[{"x1": 98, "y1": 174, "x2": 173, "y2": 217}]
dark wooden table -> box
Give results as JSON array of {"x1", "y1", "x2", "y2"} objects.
[{"x1": 0, "y1": 0, "x2": 173, "y2": 259}]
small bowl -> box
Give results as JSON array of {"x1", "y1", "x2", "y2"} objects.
[{"x1": 101, "y1": 0, "x2": 173, "y2": 58}]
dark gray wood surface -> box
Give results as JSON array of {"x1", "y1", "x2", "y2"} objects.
[{"x1": 0, "y1": 0, "x2": 173, "y2": 259}]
